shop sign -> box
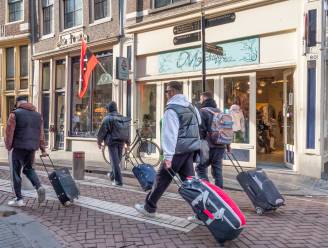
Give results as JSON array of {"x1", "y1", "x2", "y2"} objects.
[
  {"x1": 57, "y1": 31, "x2": 88, "y2": 48},
  {"x1": 116, "y1": 57, "x2": 129, "y2": 80},
  {"x1": 97, "y1": 73, "x2": 113, "y2": 85},
  {"x1": 173, "y1": 32, "x2": 201, "y2": 45},
  {"x1": 159, "y1": 37, "x2": 259, "y2": 74},
  {"x1": 205, "y1": 43, "x2": 223, "y2": 56}
]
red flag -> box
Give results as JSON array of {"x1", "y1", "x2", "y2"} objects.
[{"x1": 79, "y1": 38, "x2": 99, "y2": 98}]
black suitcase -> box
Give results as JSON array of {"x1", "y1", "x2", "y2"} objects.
[
  {"x1": 40, "y1": 155, "x2": 80, "y2": 206},
  {"x1": 226, "y1": 152, "x2": 285, "y2": 215}
]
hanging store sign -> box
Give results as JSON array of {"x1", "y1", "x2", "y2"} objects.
[
  {"x1": 206, "y1": 13, "x2": 236, "y2": 28},
  {"x1": 116, "y1": 57, "x2": 129, "y2": 80},
  {"x1": 159, "y1": 37, "x2": 259, "y2": 74},
  {"x1": 205, "y1": 43, "x2": 223, "y2": 56}
]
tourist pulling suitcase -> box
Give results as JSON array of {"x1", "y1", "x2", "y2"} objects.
[
  {"x1": 226, "y1": 152, "x2": 285, "y2": 215},
  {"x1": 40, "y1": 155, "x2": 80, "y2": 206},
  {"x1": 167, "y1": 169, "x2": 246, "y2": 246}
]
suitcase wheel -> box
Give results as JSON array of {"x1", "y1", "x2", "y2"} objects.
[
  {"x1": 64, "y1": 201, "x2": 73, "y2": 207},
  {"x1": 255, "y1": 207, "x2": 264, "y2": 215}
]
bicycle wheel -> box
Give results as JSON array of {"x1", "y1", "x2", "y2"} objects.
[
  {"x1": 137, "y1": 140, "x2": 162, "y2": 167},
  {"x1": 102, "y1": 145, "x2": 111, "y2": 168}
]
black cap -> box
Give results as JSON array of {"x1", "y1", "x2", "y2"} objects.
[{"x1": 16, "y1": 96, "x2": 27, "y2": 102}]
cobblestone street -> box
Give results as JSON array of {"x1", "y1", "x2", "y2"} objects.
[{"x1": 0, "y1": 165, "x2": 327, "y2": 248}]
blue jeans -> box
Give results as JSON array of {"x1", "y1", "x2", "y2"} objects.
[
  {"x1": 12, "y1": 149, "x2": 42, "y2": 200},
  {"x1": 108, "y1": 143, "x2": 124, "y2": 185},
  {"x1": 196, "y1": 147, "x2": 225, "y2": 188}
]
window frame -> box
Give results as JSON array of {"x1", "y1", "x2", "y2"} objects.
[
  {"x1": 5, "y1": 47, "x2": 15, "y2": 91},
  {"x1": 41, "y1": 0, "x2": 54, "y2": 36},
  {"x1": 19, "y1": 45, "x2": 28, "y2": 90},
  {"x1": 151, "y1": 0, "x2": 190, "y2": 11},
  {"x1": 63, "y1": 0, "x2": 83, "y2": 30},
  {"x1": 89, "y1": 0, "x2": 112, "y2": 24},
  {"x1": 7, "y1": 0, "x2": 24, "y2": 23}
]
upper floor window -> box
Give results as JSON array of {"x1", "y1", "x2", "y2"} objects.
[
  {"x1": 19, "y1": 45, "x2": 28, "y2": 89},
  {"x1": 154, "y1": 0, "x2": 184, "y2": 9},
  {"x1": 8, "y1": 0, "x2": 23, "y2": 22},
  {"x1": 307, "y1": 9, "x2": 317, "y2": 47},
  {"x1": 42, "y1": 0, "x2": 53, "y2": 35},
  {"x1": 94, "y1": 0, "x2": 107, "y2": 20},
  {"x1": 64, "y1": 0, "x2": 82, "y2": 29}
]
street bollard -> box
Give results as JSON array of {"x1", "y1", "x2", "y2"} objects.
[{"x1": 73, "y1": 151, "x2": 85, "y2": 180}]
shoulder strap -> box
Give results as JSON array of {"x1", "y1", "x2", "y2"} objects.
[{"x1": 201, "y1": 107, "x2": 219, "y2": 116}]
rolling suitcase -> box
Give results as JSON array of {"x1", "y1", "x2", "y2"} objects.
[
  {"x1": 40, "y1": 155, "x2": 80, "y2": 206},
  {"x1": 226, "y1": 152, "x2": 285, "y2": 215},
  {"x1": 132, "y1": 163, "x2": 156, "y2": 191},
  {"x1": 168, "y1": 169, "x2": 246, "y2": 246}
]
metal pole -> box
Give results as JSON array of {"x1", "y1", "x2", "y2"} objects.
[{"x1": 201, "y1": 1, "x2": 206, "y2": 92}]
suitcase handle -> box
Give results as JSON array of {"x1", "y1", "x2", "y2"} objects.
[
  {"x1": 166, "y1": 167, "x2": 183, "y2": 188},
  {"x1": 39, "y1": 154, "x2": 56, "y2": 176},
  {"x1": 225, "y1": 152, "x2": 244, "y2": 174}
]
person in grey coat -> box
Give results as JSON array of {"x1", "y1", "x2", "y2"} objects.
[{"x1": 135, "y1": 81, "x2": 201, "y2": 216}]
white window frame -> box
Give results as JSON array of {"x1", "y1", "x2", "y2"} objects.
[
  {"x1": 6, "y1": 0, "x2": 24, "y2": 24},
  {"x1": 152, "y1": 0, "x2": 190, "y2": 10},
  {"x1": 62, "y1": 0, "x2": 83, "y2": 30},
  {"x1": 40, "y1": 0, "x2": 54, "y2": 38},
  {"x1": 89, "y1": 0, "x2": 112, "y2": 25}
]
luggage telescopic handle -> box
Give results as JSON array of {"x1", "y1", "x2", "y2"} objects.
[
  {"x1": 166, "y1": 167, "x2": 183, "y2": 188},
  {"x1": 39, "y1": 154, "x2": 56, "y2": 176},
  {"x1": 225, "y1": 152, "x2": 244, "y2": 174}
]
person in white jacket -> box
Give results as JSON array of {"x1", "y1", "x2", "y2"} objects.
[
  {"x1": 135, "y1": 81, "x2": 201, "y2": 216},
  {"x1": 230, "y1": 103, "x2": 245, "y2": 143}
]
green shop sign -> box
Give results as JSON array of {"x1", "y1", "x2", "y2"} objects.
[{"x1": 158, "y1": 37, "x2": 259, "y2": 74}]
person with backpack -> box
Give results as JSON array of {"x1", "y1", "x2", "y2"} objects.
[
  {"x1": 97, "y1": 101, "x2": 131, "y2": 186},
  {"x1": 134, "y1": 81, "x2": 201, "y2": 217},
  {"x1": 196, "y1": 92, "x2": 232, "y2": 189}
]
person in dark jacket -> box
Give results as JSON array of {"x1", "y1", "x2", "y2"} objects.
[
  {"x1": 5, "y1": 96, "x2": 47, "y2": 207},
  {"x1": 197, "y1": 92, "x2": 230, "y2": 188},
  {"x1": 134, "y1": 81, "x2": 201, "y2": 217},
  {"x1": 97, "y1": 101, "x2": 130, "y2": 186}
]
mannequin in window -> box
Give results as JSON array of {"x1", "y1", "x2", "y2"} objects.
[{"x1": 229, "y1": 97, "x2": 245, "y2": 143}]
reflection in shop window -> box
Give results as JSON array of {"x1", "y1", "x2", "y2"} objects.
[
  {"x1": 56, "y1": 60, "x2": 66, "y2": 89},
  {"x1": 191, "y1": 79, "x2": 214, "y2": 107},
  {"x1": 70, "y1": 52, "x2": 113, "y2": 137},
  {"x1": 137, "y1": 84, "x2": 156, "y2": 139},
  {"x1": 224, "y1": 77, "x2": 250, "y2": 144}
]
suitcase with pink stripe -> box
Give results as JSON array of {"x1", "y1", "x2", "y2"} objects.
[{"x1": 168, "y1": 171, "x2": 246, "y2": 245}]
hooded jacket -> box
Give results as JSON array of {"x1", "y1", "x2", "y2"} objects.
[
  {"x1": 5, "y1": 103, "x2": 46, "y2": 152},
  {"x1": 199, "y1": 98, "x2": 225, "y2": 148},
  {"x1": 230, "y1": 104, "x2": 245, "y2": 132},
  {"x1": 162, "y1": 94, "x2": 201, "y2": 161}
]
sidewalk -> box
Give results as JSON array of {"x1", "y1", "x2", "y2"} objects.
[{"x1": 1, "y1": 147, "x2": 328, "y2": 196}]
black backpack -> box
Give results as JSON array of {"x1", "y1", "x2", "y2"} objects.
[{"x1": 110, "y1": 115, "x2": 131, "y2": 143}]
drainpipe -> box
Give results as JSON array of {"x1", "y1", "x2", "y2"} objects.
[{"x1": 29, "y1": 0, "x2": 37, "y2": 106}]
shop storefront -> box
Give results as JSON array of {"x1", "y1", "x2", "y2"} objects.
[
  {"x1": 37, "y1": 49, "x2": 114, "y2": 152},
  {"x1": 127, "y1": 0, "x2": 327, "y2": 178}
]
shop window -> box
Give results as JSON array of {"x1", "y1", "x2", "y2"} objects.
[
  {"x1": 42, "y1": 0, "x2": 53, "y2": 35},
  {"x1": 6, "y1": 96, "x2": 15, "y2": 120},
  {"x1": 306, "y1": 61, "x2": 316, "y2": 149},
  {"x1": 6, "y1": 47, "x2": 15, "y2": 91},
  {"x1": 63, "y1": 0, "x2": 82, "y2": 29},
  {"x1": 191, "y1": 79, "x2": 214, "y2": 107},
  {"x1": 8, "y1": 0, "x2": 23, "y2": 22},
  {"x1": 55, "y1": 60, "x2": 66, "y2": 89},
  {"x1": 154, "y1": 0, "x2": 185, "y2": 9},
  {"x1": 70, "y1": 52, "x2": 113, "y2": 137},
  {"x1": 137, "y1": 84, "x2": 157, "y2": 139},
  {"x1": 307, "y1": 9, "x2": 317, "y2": 47},
  {"x1": 20, "y1": 45, "x2": 28, "y2": 89},
  {"x1": 42, "y1": 94, "x2": 50, "y2": 146},
  {"x1": 55, "y1": 93, "x2": 65, "y2": 149},
  {"x1": 224, "y1": 76, "x2": 250, "y2": 144},
  {"x1": 42, "y1": 62, "x2": 50, "y2": 91}
]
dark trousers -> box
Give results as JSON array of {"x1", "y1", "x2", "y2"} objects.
[
  {"x1": 11, "y1": 149, "x2": 41, "y2": 200},
  {"x1": 196, "y1": 147, "x2": 225, "y2": 188},
  {"x1": 108, "y1": 143, "x2": 124, "y2": 185},
  {"x1": 145, "y1": 152, "x2": 195, "y2": 213}
]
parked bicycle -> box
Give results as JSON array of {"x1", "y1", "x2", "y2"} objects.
[{"x1": 102, "y1": 125, "x2": 162, "y2": 170}]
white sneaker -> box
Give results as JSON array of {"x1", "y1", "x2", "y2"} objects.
[
  {"x1": 111, "y1": 181, "x2": 123, "y2": 187},
  {"x1": 134, "y1": 203, "x2": 155, "y2": 217},
  {"x1": 8, "y1": 198, "x2": 25, "y2": 207},
  {"x1": 187, "y1": 215, "x2": 205, "y2": 225},
  {"x1": 37, "y1": 186, "x2": 46, "y2": 203}
]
